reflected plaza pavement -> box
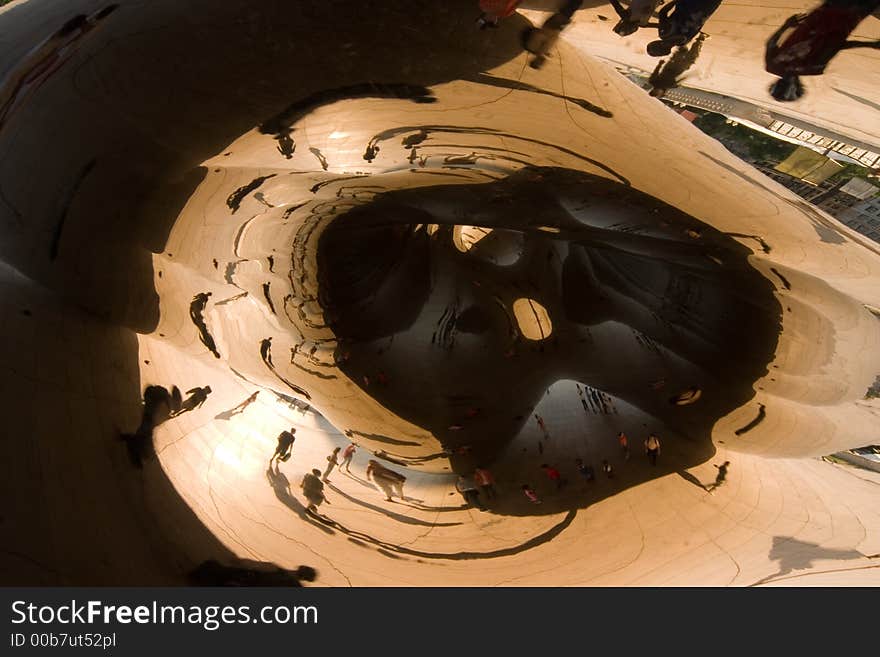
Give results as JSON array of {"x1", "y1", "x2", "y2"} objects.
[{"x1": 1, "y1": 0, "x2": 879, "y2": 586}]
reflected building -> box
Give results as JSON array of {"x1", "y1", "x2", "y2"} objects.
[{"x1": 1, "y1": 0, "x2": 879, "y2": 586}]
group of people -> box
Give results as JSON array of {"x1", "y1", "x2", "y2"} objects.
[
  {"x1": 270, "y1": 429, "x2": 413, "y2": 512},
  {"x1": 477, "y1": 0, "x2": 880, "y2": 100},
  {"x1": 520, "y1": 431, "x2": 663, "y2": 502},
  {"x1": 271, "y1": 416, "x2": 723, "y2": 515}
]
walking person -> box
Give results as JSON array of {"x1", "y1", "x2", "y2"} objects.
[
  {"x1": 522, "y1": 484, "x2": 542, "y2": 504},
  {"x1": 645, "y1": 433, "x2": 661, "y2": 466},
  {"x1": 456, "y1": 475, "x2": 486, "y2": 510},
  {"x1": 322, "y1": 447, "x2": 341, "y2": 482},
  {"x1": 271, "y1": 428, "x2": 296, "y2": 465},
  {"x1": 618, "y1": 431, "x2": 630, "y2": 461},
  {"x1": 300, "y1": 468, "x2": 329, "y2": 514},
  {"x1": 366, "y1": 460, "x2": 407, "y2": 501},
  {"x1": 602, "y1": 459, "x2": 615, "y2": 479},
  {"x1": 706, "y1": 461, "x2": 730, "y2": 493},
  {"x1": 340, "y1": 442, "x2": 356, "y2": 472},
  {"x1": 576, "y1": 458, "x2": 595, "y2": 482},
  {"x1": 473, "y1": 466, "x2": 497, "y2": 499},
  {"x1": 541, "y1": 463, "x2": 566, "y2": 489}
]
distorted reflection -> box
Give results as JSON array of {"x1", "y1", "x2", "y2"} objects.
[{"x1": 2, "y1": 0, "x2": 879, "y2": 586}]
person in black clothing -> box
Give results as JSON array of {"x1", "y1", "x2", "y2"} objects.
[
  {"x1": 646, "y1": 0, "x2": 722, "y2": 56},
  {"x1": 189, "y1": 292, "x2": 220, "y2": 358},
  {"x1": 271, "y1": 428, "x2": 297, "y2": 465},
  {"x1": 119, "y1": 384, "x2": 179, "y2": 467},
  {"x1": 173, "y1": 386, "x2": 212, "y2": 415}
]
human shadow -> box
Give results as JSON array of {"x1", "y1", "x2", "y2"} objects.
[
  {"x1": 310, "y1": 508, "x2": 578, "y2": 561},
  {"x1": 189, "y1": 292, "x2": 220, "y2": 358},
  {"x1": 265, "y1": 465, "x2": 334, "y2": 535},
  {"x1": 171, "y1": 385, "x2": 212, "y2": 417},
  {"x1": 325, "y1": 483, "x2": 463, "y2": 527},
  {"x1": 676, "y1": 469, "x2": 706, "y2": 491},
  {"x1": 189, "y1": 559, "x2": 316, "y2": 586},
  {"x1": 260, "y1": 337, "x2": 312, "y2": 400},
  {"x1": 751, "y1": 536, "x2": 864, "y2": 585},
  {"x1": 214, "y1": 391, "x2": 259, "y2": 421},
  {"x1": 467, "y1": 72, "x2": 613, "y2": 117},
  {"x1": 119, "y1": 384, "x2": 181, "y2": 468}
]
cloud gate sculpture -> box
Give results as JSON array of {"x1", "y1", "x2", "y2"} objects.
[{"x1": 2, "y1": 0, "x2": 880, "y2": 586}]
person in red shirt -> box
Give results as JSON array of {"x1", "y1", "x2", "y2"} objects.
[
  {"x1": 474, "y1": 467, "x2": 497, "y2": 499},
  {"x1": 618, "y1": 431, "x2": 630, "y2": 460},
  {"x1": 340, "y1": 443, "x2": 356, "y2": 473},
  {"x1": 477, "y1": 0, "x2": 524, "y2": 29},
  {"x1": 765, "y1": 0, "x2": 880, "y2": 102},
  {"x1": 541, "y1": 463, "x2": 566, "y2": 489}
]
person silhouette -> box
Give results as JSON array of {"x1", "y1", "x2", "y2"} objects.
[
  {"x1": 706, "y1": 460, "x2": 730, "y2": 493},
  {"x1": 260, "y1": 337, "x2": 274, "y2": 368},
  {"x1": 301, "y1": 469, "x2": 329, "y2": 513},
  {"x1": 189, "y1": 292, "x2": 220, "y2": 358},
  {"x1": 765, "y1": 0, "x2": 880, "y2": 102},
  {"x1": 276, "y1": 129, "x2": 295, "y2": 159},
  {"x1": 271, "y1": 428, "x2": 297, "y2": 465},
  {"x1": 647, "y1": 0, "x2": 722, "y2": 56},
  {"x1": 173, "y1": 386, "x2": 212, "y2": 415},
  {"x1": 647, "y1": 33, "x2": 707, "y2": 97}
]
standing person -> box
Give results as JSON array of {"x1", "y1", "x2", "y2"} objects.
[
  {"x1": 322, "y1": 447, "x2": 341, "y2": 482},
  {"x1": 645, "y1": 433, "x2": 661, "y2": 466},
  {"x1": 647, "y1": 0, "x2": 723, "y2": 56},
  {"x1": 456, "y1": 475, "x2": 486, "y2": 510},
  {"x1": 541, "y1": 463, "x2": 566, "y2": 489},
  {"x1": 473, "y1": 466, "x2": 497, "y2": 499},
  {"x1": 535, "y1": 413, "x2": 551, "y2": 440},
  {"x1": 765, "y1": 0, "x2": 880, "y2": 102},
  {"x1": 271, "y1": 428, "x2": 296, "y2": 465},
  {"x1": 300, "y1": 468, "x2": 329, "y2": 513},
  {"x1": 602, "y1": 459, "x2": 615, "y2": 479},
  {"x1": 706, "y1": 461, "x2": 730, "y2": 493},
  {"x1": 366, "y1": 460, "x2": 407, "y2": 501},
  {"x1": 340, "y1": 442, "x2": 357, "y2": 473},
  {"x1": 522, "y1": 484, "x2": 542, "y2": 504},
  {"x1": 618, "y1": 431, "x2": 630, "y2": 460},
  {"x1": 576, "y1": 458, "x2": 595, "y2": 482}
]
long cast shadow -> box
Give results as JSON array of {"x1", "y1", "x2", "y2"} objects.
[{"x1": 325, "y1": 482, "x2": 463, "y2": 527}]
